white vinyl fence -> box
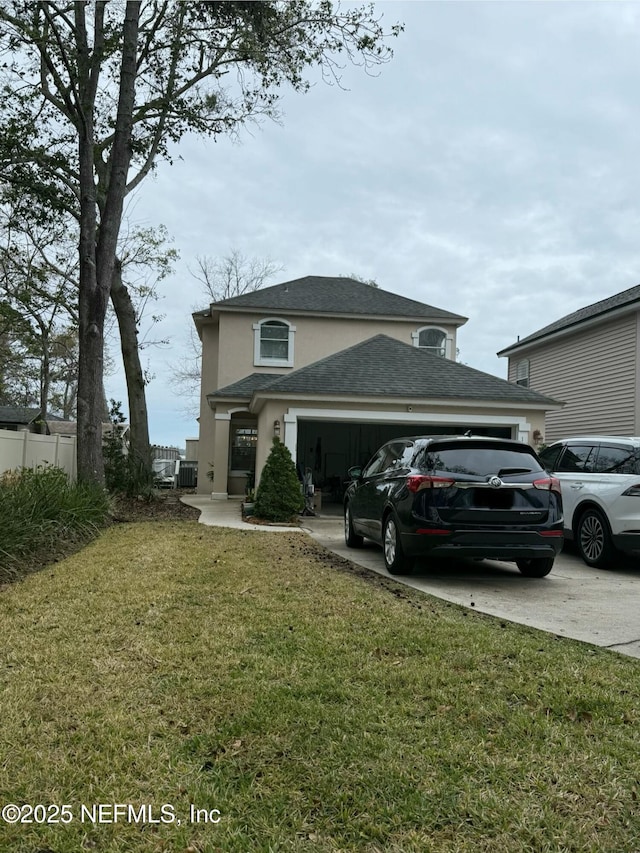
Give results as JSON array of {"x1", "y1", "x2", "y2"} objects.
[{"x1": 0, "y1": 428, "x2": 77, "y2": 480}]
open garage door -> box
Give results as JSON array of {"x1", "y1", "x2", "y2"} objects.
[{"x1": 296, "y1": 419, "x2": 512, "y2": 504}]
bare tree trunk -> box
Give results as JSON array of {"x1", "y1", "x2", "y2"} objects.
[
  {"x1": 110, "y1": 258, "x2": 151, "y2": 473},
  {"x1": 76, "y1": 1, "x2": 140, "y2": 484},
  {"x1": 63, "y1": 376, "x2": 79, "y2": 421},
  {"x1": 75, "y1": 4, "x2": 106, "y2": 484},
  {"x1": 77, "y1": 233, "x2": 109, "y2": 481},
  {"x1": 39, "y1": 336, "x2": 50, "y2": 433}
]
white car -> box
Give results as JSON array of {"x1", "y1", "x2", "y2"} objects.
[{"x1": 539, "y1": 436, "x2": 640, "y2": 568}]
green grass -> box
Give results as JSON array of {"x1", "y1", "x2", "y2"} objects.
[
  {"x1": 1, "y1": 521, "x2": 640, "y2": 851},
  {"x1": 0, "y1": 466, "x2": 110, "y2": 581}
]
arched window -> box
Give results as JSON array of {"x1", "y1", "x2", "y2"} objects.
[
  {"x1": 412, "y1": 326, "x2": 448, "y2": 357},
  {"x1": 260, "y1": 320, "x2": 288, "y2": 359},
  {"x1": 253, "y1": 318, "x2": 296, "y2": 366}
]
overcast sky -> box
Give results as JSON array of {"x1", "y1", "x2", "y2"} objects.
[{"x1": 110, "y1": 1, "x2": 640, "y2": 449}]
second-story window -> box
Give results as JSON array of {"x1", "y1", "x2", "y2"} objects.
[
  {"x1": 412, "y1": 326, "x2": 448, "y2": 357},
  {"x1": 253, "y1": 318, "x2": 295, "y2": 366},
  {"x1": 516, "y1": 359, "x2": 530, "y2": 387},
  {"x1": 261, "y1": 320, "x2": 288, "y2": 359}
]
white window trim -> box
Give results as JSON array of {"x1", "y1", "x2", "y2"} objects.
[
  {"x1": 411, "y1": 326, "x2": 453, "y2": 359},
  {"x1": 253, "y1": 318, "x2": 296, "y2": 367}
]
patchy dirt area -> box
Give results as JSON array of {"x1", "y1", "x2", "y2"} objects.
[{"x1": 110, "y1": 489, "x2": 201, "y2": 523}]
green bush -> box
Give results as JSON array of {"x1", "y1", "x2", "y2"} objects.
[
  {"x1": 254, "y1": 438, "x2": 304, "y2": 522},
  {"x1": 103, "y1": 400, "x2": 154, "y2": 498},
  {"x1": 0, "y1": 465, "x2": 111, "y2": 581}
]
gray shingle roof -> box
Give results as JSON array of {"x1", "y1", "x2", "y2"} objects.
[
  {"x1": 211, "y1": 276, "x2": 467, "y2": 323},
  {"x1": 498, "y1": 283, "x2": 640, "y2": 355},
  {"x1": 211, "y1": 336, "x2": 560, "y2": 406},
  {"x1": 209, "y1": 373, "x2": 281, "y2": 399},
  {"x1": 0, "y1": 406, "x2": 42, "y2": 424}
]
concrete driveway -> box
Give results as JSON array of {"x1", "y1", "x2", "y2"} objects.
[
  {"x1": 183, "y1": 496, "x2": 640, "y2": 660},
  {"x1": 302, "y1": 510, "x2": 640, "y2": 660}
]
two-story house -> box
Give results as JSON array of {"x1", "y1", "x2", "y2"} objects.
[
  {"x1": 194, "y1": 275, "x2": 560, "y2": 498},
  {"x1": 498, "y1": 283, "x2": 640, "y2": 443}
]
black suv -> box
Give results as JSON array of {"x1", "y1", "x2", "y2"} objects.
[{"x1": 344, "y1": 435, "x2": 563, "y2": 577}]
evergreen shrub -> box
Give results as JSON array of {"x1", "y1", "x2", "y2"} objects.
[{"x1": 254, "y1": 437, "x2": 304, "y2": 522}]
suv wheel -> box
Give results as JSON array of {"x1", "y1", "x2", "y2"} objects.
[
  {"x1": 383, "y1": 514, "x2": 414, "y2": 575},
  {"x1": 577, "y1": 508, "x2": 614, "y2": 568},
  {"x1": 344, "y1": 503, "x2": 363, "y2": 548},
  {"x1": 516, "y1": 557, "x2": 554, "y2": 578}
]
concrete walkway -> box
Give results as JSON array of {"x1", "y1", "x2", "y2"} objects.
[
  {"x1": 180, "y1": 495, "x2": 308, "y2": 533},
  {"x1": 181, "y1": 496, "x2": 640, "y2": 660}
]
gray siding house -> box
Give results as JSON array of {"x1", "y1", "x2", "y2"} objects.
[{"x1": 498, "y1": 284, "x2": 640, "y2": 443}]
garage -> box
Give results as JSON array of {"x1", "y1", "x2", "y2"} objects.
[{"x1": 294, "y1": 416, "x2": 514, "y2": 505}]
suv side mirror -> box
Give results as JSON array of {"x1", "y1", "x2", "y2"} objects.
[{"x1": 347, "y1": 466, "x2": 362, "y2": 480}]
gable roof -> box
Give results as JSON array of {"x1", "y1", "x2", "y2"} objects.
[
  {"x1": 205, "y1": 276, "x2": 467, "y2": 324},
  {"x1": 210, "y1": 335, "x2": 560, "y2": 407},
  {"x1": 498, "y1": 283, "x2": 640, "y2": 356}
]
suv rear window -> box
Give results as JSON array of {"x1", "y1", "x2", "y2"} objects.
[{"x1": 417, "y1": 442, "x2": 543, "y2": 477}]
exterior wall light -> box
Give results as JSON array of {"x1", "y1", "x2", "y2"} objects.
[{"x1": 273, "y1": 419, "x2": 281, "y2": 437}]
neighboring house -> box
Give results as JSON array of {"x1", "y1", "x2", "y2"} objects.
[
  {"x1": 0, "y1": 406, "x2": 46, "y2": 432},
  {"x1": 184, "y1": 437, "x2": 199, "y2": 461},
  {"x1": 47, "y1": 420, "x2": 130, "y2": 443},
  {"x1": 194, "y1": 275, "x2": 561, "y2": 498},
  {"x1": 0, "y1": 409, "x2": 126, "y2": 441},
  {"x1": 0, "y1": 407, "x2": 70, "y2": 434},
  {"x1": 498, "y1": 283, "x2": 640, "y2": 443}
]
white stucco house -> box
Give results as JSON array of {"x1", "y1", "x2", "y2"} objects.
[{"x1": 194, "y1": 276, "x2": 560, "y2": 499}]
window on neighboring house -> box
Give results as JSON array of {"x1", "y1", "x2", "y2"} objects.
[
  {"x1": 412, "y1": 326, "x2": 447, "y2": 357},
  {"x1": 253, "y1": 318, "x2": 295, "y2": 366},
  {"x1": 515, "y1": 359, "x2": 530, "y2": 387}
]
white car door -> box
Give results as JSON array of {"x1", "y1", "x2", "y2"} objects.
[{"x1": 545, "y1": 443, "x2": 599, "y2": 530}]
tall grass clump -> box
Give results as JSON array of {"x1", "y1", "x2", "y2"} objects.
[{"x1": 0, "y1": 465, "x2": 110, "y2": 581}]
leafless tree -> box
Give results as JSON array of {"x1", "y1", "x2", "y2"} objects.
[{"x1": 171, "y1": 249, "x2": 282, "y2": 418}]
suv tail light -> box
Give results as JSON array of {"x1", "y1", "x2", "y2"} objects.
[
  {"x1": 533, "y1": 477, "x2": 561, "y2": 494},
  {"x1": 407, "y1": 475, "x2": 455, "y2": 493},
  {"x1": 622, "y1": 484, "x2": 640, "y2": 497}
]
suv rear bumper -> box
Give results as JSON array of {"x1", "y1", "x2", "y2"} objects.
[{"x1": 402, "y1": 529, "x2": 563, "y2": 561}]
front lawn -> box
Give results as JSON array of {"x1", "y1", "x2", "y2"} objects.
[{"x1": 1, "y1": 521, "x2": 640, "y2": 852}]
